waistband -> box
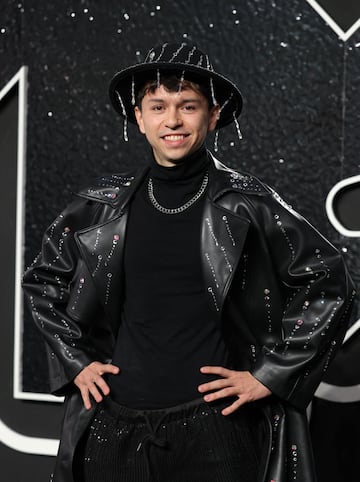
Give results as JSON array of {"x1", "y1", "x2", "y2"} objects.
[{"x1": 99, "y1": 396, "x2": 233, "y2": 424}]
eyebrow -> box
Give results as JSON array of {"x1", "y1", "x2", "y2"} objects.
[{"x1": 146, "y1": 98, "x2": 202, "y2": 104}]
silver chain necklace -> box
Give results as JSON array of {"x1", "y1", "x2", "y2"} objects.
[{"x1": 147, "y1": 172, "x2": 209, "y2": 215}]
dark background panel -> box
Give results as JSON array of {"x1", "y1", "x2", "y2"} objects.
[
  {"x1": 0, "y1": 444, "x2": 55, "y2": 482},
  {"x1": 334, "y1": 184, "x2": 360, "y2": 229}
]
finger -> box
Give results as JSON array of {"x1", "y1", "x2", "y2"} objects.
[
  {"x1": 92, "y1": 376, "x2": 111, "y2": 396},
  {"x1": 80, "y1": 387, "x2": 92, "y2": 410},
  {"x1": 198, "y1": 378, "x2": 230, "y2": 393},
  {"x1": 203, "y1": 386, "x2": 238, "y2": 402},
  {"x1": 200, "y1": 366, "x2": 233, "y2": 377},
  {"x1": 99, "y1": 364, "x2": 120, "y2": 375},
  {"x1": 88, "y1": 383, "x2": 104, "y2": 404},
  {"x1": 221, "y1": 397, "x2": 244, "y2": 416}
]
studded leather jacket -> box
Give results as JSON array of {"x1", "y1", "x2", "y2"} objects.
[{"x1": 23, "y1": 154, "x2": 355, "y2": 482}]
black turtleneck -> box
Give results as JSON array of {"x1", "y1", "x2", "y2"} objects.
[{"x1": 108, "y1": 146, "x2": 229, "y2": 408}]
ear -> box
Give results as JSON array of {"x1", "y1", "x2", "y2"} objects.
[
  {"x1": 134, "y1": 106, "x2": 146, "y2": 134},
  {"x1": 208, "y1": 104, "x2": 220, "y2": 132}
]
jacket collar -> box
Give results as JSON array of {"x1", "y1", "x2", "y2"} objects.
[
  {"x1": 75, "y1": 151, "x2": 269, "y2": 209},
  {"x1": 207, "y1": 152, "x2": 270, "y2": 201},
  {"x1": 76, "y1": 166, "x2": 150, "y2": 212}
]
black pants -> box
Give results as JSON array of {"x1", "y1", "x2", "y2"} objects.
[{"x1": 77, "y1": 397, "x2": 266, "y2": 482}]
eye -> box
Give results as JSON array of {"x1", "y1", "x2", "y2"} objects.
[
  {"x1": 183, "y1": 104, "x2": 196, "y2": 111},
  {"x1": 151, "y1": 105, "x2": 164, "y2": 111}
]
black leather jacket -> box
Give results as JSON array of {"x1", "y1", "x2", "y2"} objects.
[{"x1": 23, "y1": 155, "x2": 355, "y2": 482}]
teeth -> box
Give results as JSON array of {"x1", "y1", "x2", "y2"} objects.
[{"x1": 164, "y1": 135, "x2": 185, "y2": 141}]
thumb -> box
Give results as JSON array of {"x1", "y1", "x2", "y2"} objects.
[{"x1": 105, "y1": 364, "x2": 120, "y2": 374}]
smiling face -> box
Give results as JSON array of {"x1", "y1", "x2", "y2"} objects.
[{"x1": 134, "y1": 83, "x2": 219, "y2": 167}]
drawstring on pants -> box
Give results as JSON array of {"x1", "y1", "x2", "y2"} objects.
[{"x1": 136, "y1": 413, "x2": 169, "y2": 480}]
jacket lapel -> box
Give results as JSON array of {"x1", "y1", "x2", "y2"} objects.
[
  {"x1": 201, "y1": 199, "x2": 250, "y2": 316},
  {"x1": 75, "y1": 211, "x2": 128, "y2": 323},
  {"x1": 201, "y1": 153, "x2": 270, "y2": 316},
  {"x1": 75, "y1": 167, "x2": 148, "y2": 323}
]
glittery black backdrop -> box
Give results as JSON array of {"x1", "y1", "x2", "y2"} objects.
[
  {"x1": 2, "y1": 0, "x2": 360, "y2": 391},
  {"x1": 0, "y1": 0, "x2": 359, "y2": 478}
]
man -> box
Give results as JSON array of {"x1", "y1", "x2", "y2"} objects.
[{"x1": 23, "y1": 43, "x2": 355, "y2": 482}]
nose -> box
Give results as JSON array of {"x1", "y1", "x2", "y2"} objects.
[{"x1": 164, "y1": 107, "x2": 182, "y2": 129}]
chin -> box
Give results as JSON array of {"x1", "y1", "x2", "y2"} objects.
[{"x1": 168, "y1": 156, "x2": 187, "y2": 165}]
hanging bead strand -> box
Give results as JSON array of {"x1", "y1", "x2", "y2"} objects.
[
  {"x1": 178, "y1": 70, "x2": 185, "y2": 93},
  {"x1": 209, "y1": 78, "x2": 217, "y2": 106},
  {"x1": 233, "y1": 111, "x2": 243, "y2": 140},
  {"x1": 116, "y1": 91, "x2": 129, "y2": 142},
  {"x1": 131, "y1": 76, "x2": 136, "y2": 106}
]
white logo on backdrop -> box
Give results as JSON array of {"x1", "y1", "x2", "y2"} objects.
[
  {"x1": 0, "y1": 67, "x2": 60, "y2": 456},
  {"x1": 307, "y1": 0, "x2": 360, "y2": 40}
]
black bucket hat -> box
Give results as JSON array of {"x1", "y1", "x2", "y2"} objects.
[{"x1": 109, "y1": 42, "x2": 243, "y2": 129}]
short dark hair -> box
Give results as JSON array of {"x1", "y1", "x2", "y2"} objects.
[{"x1": 136, "y1": 74, "x2": 214, "y2": 109}]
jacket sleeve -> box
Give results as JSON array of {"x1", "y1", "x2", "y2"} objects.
[
  {"x1": 22, "y1": 196, "x2": 105, "y2": 395},
  {"x1": 248, "y1": 189, "x2": 356, "y2": 409}
]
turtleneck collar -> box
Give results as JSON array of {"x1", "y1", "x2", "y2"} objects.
[{"x1": 149, "y1": 145, "x2": 209, "y2": 182}]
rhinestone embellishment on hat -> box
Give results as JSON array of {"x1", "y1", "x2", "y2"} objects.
[
  {"x1": 147, "y1": 172, "x2": 208, "y2": 214},
  {"x1": 109, "y1": 42, "x2": 243, "y2": 130}
]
